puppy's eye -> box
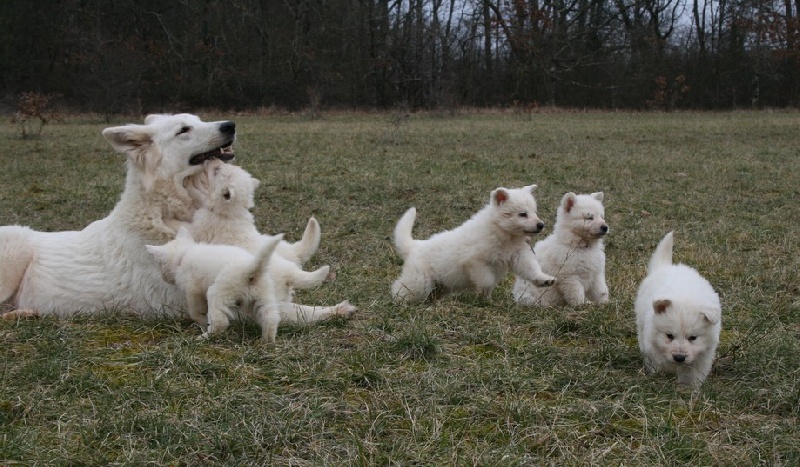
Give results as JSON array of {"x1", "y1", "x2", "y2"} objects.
[
  {"x1": 583, "y1": 213, "x2": 594, "y2": 221},
  {"x1": 688, "y1": 336, "x2": 697, "y2": 342},
  {"x1": 177, "y1": 126, "x2": 191, "y2": 135},
  {"x1": 223, "y1": 190, "x2": 231, "y2": 200},
  {"x1": 666, "y1": 333, "x2": 674, "y2": 341},
  {"x1": 518, "y1": 212, "x2": 528, "y2": 218}
]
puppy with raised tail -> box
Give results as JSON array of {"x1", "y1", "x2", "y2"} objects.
[
  {"x1": 635, "y1": 232, "x2": 722, "y2": 387},
  {"x1": 513, "y1": 192, "x2": 609, "y2": 306},
  {"x1": 391, "y1": 184, "x2": 555, "y2": 303}
]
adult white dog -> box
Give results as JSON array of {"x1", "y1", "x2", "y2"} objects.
[{"x1": 0, "y1": 113, "x2": 236, "y2": 317}]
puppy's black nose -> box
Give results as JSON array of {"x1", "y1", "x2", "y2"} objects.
[
  {"x1": 536, "y1": 221, "x2": 545, "y2": 231},
  {"x1": 673, "y1": 354, "x2": 686, "y2": 363},
  {"x1": 600, "y1": 225, "x2": 609, "y2": 233},
  {"x1": 219, "y1": 121, "x2": 236, "y2": 135}
]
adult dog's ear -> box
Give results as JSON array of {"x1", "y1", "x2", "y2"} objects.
[{"x1": 102, "y1": 125, "x2": 160, "y2": 190}]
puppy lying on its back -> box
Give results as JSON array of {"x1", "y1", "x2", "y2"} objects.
[
  {"x1": 635, "y1": 232, "x2": 722, "y2": 387},
  {"x1": 513, "y1": 192, "x2": 609, "y2": 306},
  {"x1": 391, "y1": 185, "x2": 555, "y2": 303}
]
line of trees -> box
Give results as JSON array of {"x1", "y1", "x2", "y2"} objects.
[{"x1": 2, "y1": 0, "x2": 799, "y2": 112}]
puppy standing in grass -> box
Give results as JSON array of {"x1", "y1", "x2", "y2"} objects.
[
  {"x1": 635, "y1": 232, "x2": 722, "y2": 387},
  {"x1": 513, "y1": 192, "x2": 609, "y2": 306},
  {"x1": 146, "y1": 228, "x2": 283, "y2": 343},
  {"x1": 392, "y1": 184, "x2": 555, "y2": 303}
]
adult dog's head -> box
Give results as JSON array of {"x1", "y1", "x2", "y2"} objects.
[{"x1": 102, "y1": 113, "x2": 236, "y2": 191}]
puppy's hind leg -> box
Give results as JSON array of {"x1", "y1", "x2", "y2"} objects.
[
  {"x1": 391, "y1": 270, "x2": 434, "y2": 303},
  {"x1": 254, "y1": 297, "x2": 281, "y2": 345},
  {"x1": 279, "y1": 300, "x2": 358, "y2": 324}
]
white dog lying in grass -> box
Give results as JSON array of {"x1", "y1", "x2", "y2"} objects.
[
  {"x1": 635, "y1": 232, "x2": 722, "y2": 387},
  {"x1": 513, "y1": 192, "x2": 609, "y2": 306},
  {"x1": 147, "y1": 228, "x2": 283, "y2": 343},
  {"x1": 0, "y1": 113, "x2": 236, "y2": 318},
  {"x1": 188, "y1": 160, "x2": 357, "y2": 323},
  {"x1": 391, "y1": 184, "x2": 556, "y2": 303}
]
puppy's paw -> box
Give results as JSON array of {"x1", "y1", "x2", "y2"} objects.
[
  {"x1": 334, "y1": 300, "x2": 358, "y2": 317},
  {"x1": 1, "y1": 309, "x2": 40, "y2": 320},
  {"x1": 532, "y1": 274, "x2": 556, "y2": 287}
]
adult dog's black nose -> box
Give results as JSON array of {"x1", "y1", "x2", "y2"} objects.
[
  {"x1": 219, "y1": 121, "x2": 236, "y2": 135},
  {"x1": 673, "y1": 354, "x2": 686, "y2": 363}
]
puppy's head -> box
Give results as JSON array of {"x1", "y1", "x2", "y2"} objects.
[
  {"x1": 556, "y1": 192, "x2": 609, "y2": 242},
  {"x1": 205, "y1": 161, "x2": 260, "y2": 212},
  {"x1": 490, "y1": 184, "x2": 545, "y2": 236},
  {"x1": 102, "y1": 113, "x2": 236, "y2": 191},
  {"x1": 649, "y1": 298, "x2": 721, "y2": 366}
]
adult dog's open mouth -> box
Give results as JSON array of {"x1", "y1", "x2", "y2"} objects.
[{"x1": 189, "y1": 141, "x2": 235, "y2": 165}]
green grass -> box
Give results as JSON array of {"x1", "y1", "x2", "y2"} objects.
[{"x1": 1, "y1": 110, "x2": 799, "y2": 464}]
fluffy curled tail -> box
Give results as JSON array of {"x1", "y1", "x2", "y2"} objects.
[
  {"x1": 394, "y1": 207, "x2": 417, "y2": 260},
  {"x1": 648, "y1": 231, "x2": 674, "y2": 275},
  {"x1": 247, "y1": 233, "x2": 283, "y2": 283}
]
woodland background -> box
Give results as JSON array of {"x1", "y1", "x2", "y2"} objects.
[{"x1": 1, "y1": 0, "x2": 800, "y2": 113}]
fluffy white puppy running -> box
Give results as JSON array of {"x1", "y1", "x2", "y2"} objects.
[
  {"x1": 635, "y1": 232, "x2": 722, "y2": 387},
  {"x1": 188, "y1": 160, "x2": 357, "y2": 323},
  {"x1": 513, "y1": 192, "x2": 609, "y2": 306},
  {"x1": 392, "y1": 184, "x2": 556, "y2": 303},
  {"x1": 146, "y1": 228, "x2": 283, "y2": 343}
]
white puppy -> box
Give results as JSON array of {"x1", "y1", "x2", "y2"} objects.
[
  {"x1": 392, "y1": 185, "x2": 556, "y2": 303},
  {"x1": 635, "y1": 232, "x2": 722, "y2": 387},
  {"x1": 513, "y1": 192, "x2": 609, "y2": 306},
  {"x1": 189, "y1": 160, "x2": 357, "y2": 323},
  {"x1": 146, "y1": 228, "x2": 283, "y2": 343}
]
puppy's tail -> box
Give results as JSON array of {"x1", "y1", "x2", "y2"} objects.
[
  {"x1": 292, "y1": 217, "x2": 321, "y2": 265},
  {"x1": 247, "y1": 234, "x2": 284, "y2": 282},
  {"x1": 648, "y1": 231, "x2": 674, "y2": 274},
  {"x1": 394, "y1": 207, "x2": 417, "y2": 260},
  {"x1": 286, "y1": 265, "x2": 330, "y2": 290}
]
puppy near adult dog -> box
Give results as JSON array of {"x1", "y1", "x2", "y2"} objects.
[
  {"x1": 391, "y1": 184, "x2": 556, "y2": 303},
  {"x1": 1, "y1": 113, "x2": 236, "y2": 317},
  {"x1": 513, "y1": 192, "x2": 609, "y2": 307},
  {"x1": 188, "y1": 160, "x2": 358, "y2": 323},
  {"x1": 635, "y1": 232, "x2": 722, "y2": 387},
  {"x1": 146, "y1": 228, "x2": 283, "y2": 343}
]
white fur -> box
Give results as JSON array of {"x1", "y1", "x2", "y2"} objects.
[
  {"x1": 147, "y1": 228, "x2": 283, "y2": 343},
  {"x1": 189, "y1": 160, "x2": 358, "y2": 323},
  {"x1": 513, "y1": 192, "x2": 609, "y2": 306},
  {"x1": 391, "y1": 185, "x2": 556, "y2": 303},
  {"x1": 635, "y1": 232, "x2": 722, "y2": 387},
  {"x1": 0, "y1": 113, "x2": 236, "y2": 317}
]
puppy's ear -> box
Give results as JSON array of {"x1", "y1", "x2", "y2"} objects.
[
  {"x1": 491, "y1": 188, "x2": 511, "y2": 206},
  {"x1": 146, "y1": 245, "x2": 166, "y2": 261},
  {"x1": 252, "y1": 177, "x2": 261, "y2": 191},
  {"x1": 144, "y1": 114, "x2": 169, "y2": 125},
  {"x1": 525, "y1": 184, "x2": 538, "y2": 194},
  {"x1": 653, "y1": 299, "x2": 671, "y2": 314},
  {"x1": 700, "y1": 305, "x2": 721, "y2": 325},
  {"x1": 562, "y1": 192, "x2": 577, "y2": 213},
  {"x1": 591, "y1": 192, "x2": 604, "y2": 202}
]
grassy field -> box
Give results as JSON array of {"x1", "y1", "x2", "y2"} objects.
[{"x1": 0, "y1": 110, "x2": 798, "y2": 465}]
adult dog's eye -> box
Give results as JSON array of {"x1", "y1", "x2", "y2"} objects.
[
  {"x1": 177, "y1": 126, "x2": 191, "y2": 135},
  {"x1": 518, "y1": 212, "x2": 528, "y2": 218},
  {"x1": 666, "y1": 333, "x2": 674, "y2": 341}
]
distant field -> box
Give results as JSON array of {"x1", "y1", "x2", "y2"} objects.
[{"x1": 1, "y1": 111, "x2": 798, "y2": 464}]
